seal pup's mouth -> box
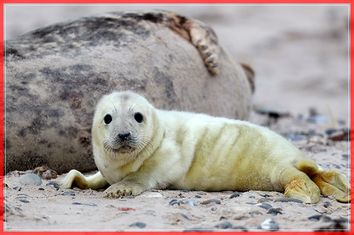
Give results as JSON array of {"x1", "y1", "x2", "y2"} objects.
[{"x1": 103, "y1": 141, "x2": 136, "y2": 154}]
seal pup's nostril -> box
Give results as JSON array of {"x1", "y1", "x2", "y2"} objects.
[{"x1": 118, "y1": 132, "x2": 131, "y2": 141}]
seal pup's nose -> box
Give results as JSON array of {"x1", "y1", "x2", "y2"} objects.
[{"x1": 118, "y1": 132, "x2": 131, "y2": 141}]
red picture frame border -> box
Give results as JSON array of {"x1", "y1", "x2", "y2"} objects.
[{"x1": 0, "y1": 1, "x2": 352, "y2": 234}]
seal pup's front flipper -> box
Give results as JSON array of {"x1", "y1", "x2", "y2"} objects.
[{"x1": 61, "y1": 170, "x2": 108, "y2": 190}]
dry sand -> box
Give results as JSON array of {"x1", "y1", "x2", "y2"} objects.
[{"x1": 4, "y1": 5, "x2": 350, "y2": 232}]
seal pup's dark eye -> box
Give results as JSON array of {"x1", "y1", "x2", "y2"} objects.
[
  {"x1": 103, "y1": 114, "x2": 112, "y2": 124},
  {"x1": 134, "y1": 112, "x2": 144, "y2": 123}
]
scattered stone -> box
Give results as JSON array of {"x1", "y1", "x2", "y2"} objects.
[
  {"x1": 33, "y1": 165, "x2": 58, "y2": 179},
  {"x1": 254, "y1": 107, "x2": 290, "y2": 125},
  {"x1": 230, "y1": 192, "x2": 241, "y2": 199},
  {"x1": 323, "y1": 201, "x2": 332, "y2": 208},
  {"x1": 196, "y1": 192, "x2": 207, "y2": 195},
  {"x1": 19, "y1": 173, "x2": 42, "y2": 186},
  {"x1": 62, "y1": 191, "x2": 75, "y2": 196},
  {"x1": 342, "y1": 154, "x2": 349, "y2": 159},
  {"x1": 219, "y1": 216, "x2": 227, "y2": 221},
  {"x1": 308, "y1": 214, "x2": 331, "y2": 222},
  {"x1": 258, "y1": 198, "x2": 272, "y2": 203},
  {"x1": 169, "y1": 199, "x2": 178, "y2": 206},
  {"x1": 327, "y1": 129, "x2": 349, "y2": 141},
  {"x1": 234, "y1": 215, "x2": 249, "y2": 220},
  {"x1": 72, "y1": 202, "x2": 97, "y2": 207},
  {"x1": 200, "y1": 199, "x2": 221, "y2": 205},
  {"x1": 195, "y1": 195, "x2": 202, "y2": 198},
  {"x1": 18, "y1": 199, "x2": 30, "y2": 203},
  {"x1": 46, "y1": 181, "x2": 60, "y2": 190},
  {"x1": 169, "y1": 199, "x2": 196, "y2": 207},
  {"x1": 274, "y1": 197, "x2": 303, "y2": 203},
  {"x1": 232, "y1": 226, "x2": 248, "y2": 231},
  {"x1": 215, "y1": 221, "x2": 233, "y2": 229},
  {"x1": 129, "y1": 222, "x2": 146, "y2": 229},
  {"x1": 259, "y1": 218, "x2": 279, "y2": 231},
  {"x1": 211, "y1": 207, "x2": 217, "y2": 211},
  {"x1": 259, "y1": 193, "x2": 272, "y2": 197},
  {"x1": 258, "y1": 203, "x2": 272, "y2": 210},
  {"x1": 315, "y1": 218, "x2": 348, "y2": 231},
  {"x1": 285, "y1": 133, "x2": 307, "y2": 142},
  {"x1": 38, "y1": 187, "x2": 44, "y2": 191},
  {"x1": 267, "y1": 208, "x2": 282, "y2": 215},
  {"x1": 12, "y1": 186, "x2": 22, "y2": 191}
]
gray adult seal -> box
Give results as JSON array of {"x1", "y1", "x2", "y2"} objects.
[{"x1": 5, "y1": 10, "x2": 254, "y2": 173}]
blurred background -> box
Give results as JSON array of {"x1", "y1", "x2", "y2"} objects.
[{"x1": 5, "y1": 5, "x2": 349, "y2": 124}]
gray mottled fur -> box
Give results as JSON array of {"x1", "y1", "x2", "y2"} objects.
[{"x1": 6, "y1": 11, "x2": 253, "y2": 173}]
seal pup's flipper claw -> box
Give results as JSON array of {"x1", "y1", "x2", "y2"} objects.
[{"x1": 61, "y1": 170, "x2": 107, "y2": 190}]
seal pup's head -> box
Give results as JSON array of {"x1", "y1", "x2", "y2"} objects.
[{"x1": 92, "y1": 91, "x2": 161, "y2": 164}]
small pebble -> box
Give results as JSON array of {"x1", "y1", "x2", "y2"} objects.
[
  {"x1": 129, "y1": 222, "x2": 146, "y2": 229},
  {"x1": 38, "y1": 187, "x2": 44, "y2": 191},
  {"x1": 62, "y1": 191, "x2": 75, "y2": 196},
  {"x1": 258, "y1": 203, "x2": 272, "y2": 210},
  {"x1": 267, "y1": 208, "x2": 282, "y2": 215},
  {"x1": 195, "y1": 195, "x2": 202, "y2": 198},
  {"x1": 46, "y1": 181, "x2": 60, "y2": 190},
  {"x1": 18, "y1": 199, "x2": 30, "y2": 203},
  {"x1": 232, "y1": 226, "x2": 248, "y2": 231},
  {"x1": 19, "y1": 173, "x2": 42, "y2": 186},
  {"x1": 258, "y1": 198, "x2": 272, "y2": 203},
  {"x1": 342, "y1": 154, "x2": 349, "y2": 159},
  {"x1": 215, "y1": 221, "x2": 233, "y2": 229},
  {"x1": 169, "y1": 199, "x2": 178, "y2": 206},
  {"x1": 230, "y1": 192, "x2": 241, "y2": 199},
  {"x1": 259, "y1": 218, "x2": 279, "y2": 231},
  {"x1": 274, "y1": 197, "x2": 302, "y2": 203},
  {"x1": 308, "y1": 214, "x2": 331, "y2": 222},
  {"x1": 327, "y1": 129, "x2": 349, "y2": 141},
  {"x1": 286, "y1": 133, "x2": 306, "y2": 142},
  {"x1": 169, "y1": 199, "x2": 196, "y2": 206},
  {"x1": 200, "y1": 199, "x2": 221, "y2": 205},
  {"x1": 72, "y1": 202, "x2": 97, "y2": 207},
  {"x1": 323, "y1": 201, "x2": 332, "y2": 208},
  {"x1": 13, "y1": 186, "x2": 22, "y2": 191}
]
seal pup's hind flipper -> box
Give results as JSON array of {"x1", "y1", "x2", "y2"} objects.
[{"x1": 295, "y1": 159, "x2": 350, "y2": 203}]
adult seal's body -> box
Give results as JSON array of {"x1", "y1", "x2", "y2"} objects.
[
  {"x1": 63, "y1": 91, "x2": 349, "y2": 203},
  {"x1": 6, "y1": 11, "x2": 254, "y2": 173}
]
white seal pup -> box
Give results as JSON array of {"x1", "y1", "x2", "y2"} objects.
[{"x1": 62, "y1": 91, "x2": 349, "y2": 203}]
